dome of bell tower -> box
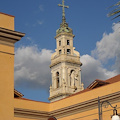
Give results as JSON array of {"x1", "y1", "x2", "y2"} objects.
[{"x1": 56, "y1": 22, "x2": 73, "y2": 35}]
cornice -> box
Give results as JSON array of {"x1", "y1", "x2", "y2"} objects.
[
  {"x1": 14, "y1": 108, "x2": 49, "y2": 120},
  {"x1": 50, "y1": 60, "x2": 82, "y2": 68},
  {"x1": 14, "y1": 91, "x2": 120, "y2": 119},
  {"x1": 0, "y1": 12, "x2": 15, "y2": 17},
  {"x1": 50, "y1": 91, "x2": 120, "y2": 119},
  {"x1": 14, "y1": 89, "x2": 24, "y2": 98},
  {"x1": 0, "y1": 27, "x2": 25, "y2": 46},
  {"x1": 0, "y1": 50, "x2": 15, "y2": 55},
  {"x1": 0, "y1": 27, "x2": 25, "y2": 37},
  {"x1": 55, "y1": 32, "x2": 75, "y2": 39},
  {"x1": 48, "y1": 93, "x2": 72, "y2": 101}
]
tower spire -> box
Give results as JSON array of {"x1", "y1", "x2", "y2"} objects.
[
  {"x1": 58, "y1": 0, "x2": 69, "y2": 24},
  {"x1": 56, "y1": 0, "x2": 72, "y2": 35}
]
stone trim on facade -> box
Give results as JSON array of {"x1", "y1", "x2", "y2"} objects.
[
  {"x1": 14, "y1": 91, "x2": 120, "y2": 119},
  {"x1": 14, "y1": 108, "x2": 50, "y2": 120},
  {"x1": 0, "y1": 27, "x2": 25, "y2": 46}
]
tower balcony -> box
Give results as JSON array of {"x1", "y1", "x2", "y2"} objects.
[
  {"x1": 50, "y1": 54, "x2": 82, "y2": 68},
  {"x1": 48, "y1": 86, "x2": 72, "y2": 102}
]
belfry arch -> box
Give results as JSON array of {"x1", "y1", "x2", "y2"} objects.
[{"x1": 56, "y1": 72, "x2": 60, "y2": 88}]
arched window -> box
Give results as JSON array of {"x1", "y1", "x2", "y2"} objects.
[
  {"x1": 67, "y1": 49, "x2": 71, "y2": 54},
  {"x1": 67, "y1": 40, "x2": 70, "y2": 45},
  {"x1": 59, "y1": 41, "x2": 61, "y2": 46},
  {"x1": 56, "y1": 72, "x2": 60, "y2": 88},
  {"x1": 59, "y1": 49, "x2": 62, "y2": 54}
]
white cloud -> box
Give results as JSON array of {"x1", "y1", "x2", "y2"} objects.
[
  {"x1": 14, "y1": 23, "x2": 120, "y2": 90},
  {"x1": 92, "y1": 23, "x2": 120, "y2": 63},
  {"x1": 26, "y1": 37, "x2": 32, "y2": 41},
  {"x1": 39, "y1": 5, "x2": 44, "y2": 12},
  {"x1": 92, "y1": 23, "x2": 120, "y2": 74},
  {"x1": 37, "y1": 20, "x2": 44, "y2": 25},
  {"x1": 81, "y1": 55, "x2": 116, "y2": 88},
  {"x1": 14, "y1": 46, "x2": 53, "y2": 89},
  {"x1": 81, "y1": 23, "x2": 120, "y2": 88},
  {"x1": 33, "y1": 20, "x2": 44, "y2": 27}
]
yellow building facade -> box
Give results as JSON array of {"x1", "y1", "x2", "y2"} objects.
[
  {"x1": 0, "y1": 12, "x2": 25, "y2": 120},
  {"x1": 13, "y1": 75, "x2": 120, "y2": 120},
  {"x1": 0, "y1": 10, "x2": 120, "y2": 120}
]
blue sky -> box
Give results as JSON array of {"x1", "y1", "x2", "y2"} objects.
[{"x1": 1, "y1": 0, "x2": 120, "y2": 102}]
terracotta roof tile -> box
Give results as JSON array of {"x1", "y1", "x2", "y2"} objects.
[{"x1": 105, "y1": 74, "x2": 120, "y2": 83}]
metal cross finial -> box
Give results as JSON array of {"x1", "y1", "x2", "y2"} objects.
[{"x1": 58, "y1": 0, "x2": 69, "y2": 23}]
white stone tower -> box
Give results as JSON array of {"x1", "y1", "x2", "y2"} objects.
[{"x1": 48, "y1": 0, "x2": 84, "y2": 102}]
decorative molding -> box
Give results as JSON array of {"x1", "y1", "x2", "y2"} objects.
[
  {"x1": 14, "y1": 108, "x2": 49, "y2": 120},
  {"x1": 0, "y1": 37, "x2": 15, "y2": 47},
  {"x1": 55, "y1": 32, "x2": 75, "y2": 39},
  {"x1": 50, "y1": 60, "x2": 81, "y2": 68},
  {"x1": 14, "y1": 89, "x2": 24, "y2": 98},
  {"x1": 48, "y1": 93, "x2": 72, "y2": 101},
  {"x1": 50, "y1": 91, "x2": 120, "y2": 119},
  {"x1": 0, "y1": 12, "x2": 15, "y2": 17},
  {"x1": 14, "y1": 91, "x2": 120, "y2": 119},
  {"x1": 0, "y1": 27, "x2": 25, "y2": 46},
  {"x1": 0, "y1": 50, "x2": 14, "y2": 55}
]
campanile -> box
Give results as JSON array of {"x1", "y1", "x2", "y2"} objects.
[{"x1": 49, "y1": 0, "x2": 84, "y2": 102}]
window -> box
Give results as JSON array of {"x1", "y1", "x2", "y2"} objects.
[
  {"x1": 59, "y1": 50, "x2": 62, "y2": 54},
  {"x1": 59, "y1": 41, "x2": 61, "y2": 46},
  {"x1": 67, "y1": 40, "x2": 70, "y2": 45},
  {"x1": 70, "y1": 70, "x2": 76, "y2": 86},
  {"x1": 67, "y1": 49, "x2": 71, "y2": 54},
  {"x1": 56, "y1": 72, "x2": 60, "y2": 88}
]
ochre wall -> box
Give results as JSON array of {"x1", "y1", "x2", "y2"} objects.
[
  {"x1": 58, "y1": 108, "x2": 99, "y2": 120},
  {"x1": 0, "y1": 12, "x2": 14, "y2": 30},
  {"x1": 50, "y1": 81, "x2": 120, "y2": 111},
  {"x1": 14, "y1": 118, "x2": 39, "y2": 120},
  {"x1": 14, "y1": 98, "x2": 49, "y2": 120},
  {"x1": 0, "y1": 44, "x2": 14, "y2": 120},
  {"x1": 54, "y1": 81, "x2": 120, "y2": 120},
  {"x1": 14, "y1": 81, "x2": 120, "y2": 120},
  {"x1": 0, "y1": 12, "x2": 25, "y2": 120},
  {"x1": 14, "y1": 98, "x2": 49, "y2": 112},
  {"x1": 57, "y1": 103, "x2": 120, "y2": 120}
]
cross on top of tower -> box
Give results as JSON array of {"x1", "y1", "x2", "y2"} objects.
[
  {"x1": 56, "y1": 0, "x2": 73, "y2": 35},
  {"x1": 58, "y1": 0, "x2": 69, "y2": 24}
]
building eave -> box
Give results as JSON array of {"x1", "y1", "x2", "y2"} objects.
[
  {"x1": 55, "y1": 32, "x2": 75, "y2": 39},
  {"x1": 0, "y1": 27, "x2": 25, "y2": 46},
  {"x1": 14, "y1": 89, "x2": 24, "y2": 98}
]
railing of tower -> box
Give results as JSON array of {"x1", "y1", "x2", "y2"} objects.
[
  {"x1": 52, "y1": 87, "x2": 62, "y2": 96},
  {"x1": 51, "y1": 54, "x2": 81, "y2": 65}
]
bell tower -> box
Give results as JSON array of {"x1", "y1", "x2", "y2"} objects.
[{"x1": 48, "y1": 0, "x2": 84, "y2": 102}]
